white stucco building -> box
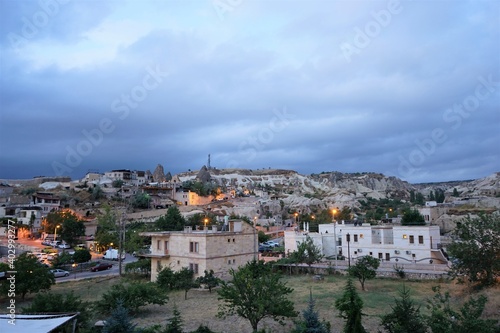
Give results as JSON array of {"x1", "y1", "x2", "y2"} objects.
[{"x1": 285, "y1": 222, "x2": 448, "y2": 265}]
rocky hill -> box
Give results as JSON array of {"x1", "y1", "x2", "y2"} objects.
[{"x1": 177, "y1": 168, "x2": 500, "y2": 215}]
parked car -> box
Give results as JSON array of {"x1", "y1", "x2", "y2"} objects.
[
  {"x1": 262, "y1": 241, "x2": 280, "y2": 248},
  {"x1": 50, "y1": 269, "x2": 69, "y2": 278},
  {"x1": 58, "y1": 243, "x2": 71, "y2": 249},
  {"x1": 259, "y1": 245, "x2": 272, "y2": 253},
  {"x1": 50, "y1": 241, "x2": 61, "y2": 248},
  {"x1": 90, "y1": 262, "x2": 113, "y2": 272},
  {"x1": 41, "y1": 239, "x2": 53, "y2": 246}
]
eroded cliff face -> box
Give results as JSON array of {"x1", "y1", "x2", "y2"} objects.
[{"x1": 175, "y1": 169, "x2": 499, "y2": 223}]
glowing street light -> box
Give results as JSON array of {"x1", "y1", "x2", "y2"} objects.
[
  {"x1": 54, "y1": 225, "x2": 60, "y2": 241},
  {"x1": 332, "y1": 209, "x2": 338, "y2": 271}
]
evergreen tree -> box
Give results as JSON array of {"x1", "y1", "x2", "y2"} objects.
[
  {"x1": 164, "y1": 305, "x2": 184, "y2": 333},
  {"x1": 380, "y1": 285, "x2": 427, "y2": 333},
  {"x1": 293, "y1": 289, "x2": 330, "y2": 333},
  {"x1": 334, "y1": 278, "x2": 366, "y2": 333},
  {"x1": 103, "y1": 299, "x2": 138, "y2": 333},
  {"x1": 401, "y1": 209, "x2": 425, "y2": 226},
  {"x1": 452, "y1": 188, "x2": 460, "y2": 197},
  {"x1": 429, "y1": 191, "x2": 435, "y2": 201}
]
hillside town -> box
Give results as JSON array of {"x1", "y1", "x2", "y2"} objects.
[{"x1": 0, "y1": 167, "x2": 499, "y2": 332}]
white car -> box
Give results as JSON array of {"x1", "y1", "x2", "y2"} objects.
[
  {"x1": 262, "y1": 241, "x2": 280, "y2": 248},
  {"x1": 50, "y1": 269, "x2": 69, "y2": 278},
  {"x1": 58, "y1": 243, "x2": 71, "y2": 249}
]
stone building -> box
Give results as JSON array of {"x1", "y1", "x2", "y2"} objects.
[{"x1": 141, "y1": 219, "x2": 257, "y2": 282}]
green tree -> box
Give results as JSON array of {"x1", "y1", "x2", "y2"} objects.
[
  {"x1": 95, "y1": 282, "x2": 168, "y2": 315},
  {"x1": 447, "y1": 214, "x2": 500, "y2": 287},
  {"x1": 425, "y1": 286, "x2": 498, "y2": 333},
  {"x1": 336, "y1": 206, "x2": 352, "y2": 221},
  {"x1": 22, "y1": 291, "x2": 92, "y2": 330},
  {"x1": 132, "y1": 192, "x2": 151, "y2": 209},
  {"x1": 435, "y1": 189, "x2": 445, "y2": 203},
  {"x1": 195, "y1": 269, "x2": 221, "y2": 293},
  {"x1": 452, "y1": 188, "x2": 460, "y2": 197},
  {"x1": 217, "y1": 260, "x2": 298, "y2": 332},
  {"x1": 292, "y1": 289, "x2": 331, "y2": 333},
  {"x1": 156, "y1": 206, "x2": 186, "y2": 231},
  {"x1": 380, "y1": 285, "x2": 427, "y2": 333},
  {"x1": 348, "y1": 256, "x2": 380, "y2": 291},
  {"x1": 95, "y1": 206, "x2": 119, "y2": 252},
  {"x1": 51, "y1": 251, "x2": 73, "y2": 268},
  {"x1": 291, "y1": 235, "x2": 324, "y2": 273},
  {"x1": 334, "y1": 278, "x2": 367, "y2": 333},
  {"x1": 73, "y1": 248, "x2": 92, "y2": 263},
  {"x1": 175, "y1": 267, "x2": 195, "y2": 300},
  {"x1": 429, "y1": 191, "x2": 435, "y2": 201},
  {"x1": 58, "y1": 211, "x2": 86, "y2": 246},
  {"x1": 0, "y1": 253, "x2": 54, "y2": 299},
  {"x1": 112, "y1": 179, "x2": 124, "y2": 188},
  {"x1": 164, "y1": 304, "x2": 184, "y2": 333},
  {"x1": 92, "y1": 185, "x2": 104, "y2": 200},
  {"x1": 103, "y1": 299, "x2": 139, "y2": 333},
  {"x1": 258, "y1": 230, "x2": 270, "y2": 243},
  {"x1": 415, "y1": 193, "x2": 425, "y2": 205},
  {"x1": 157, "y1": 266, "x2": 177, "y2": 290},
  {"x1": 401, "y1": 209, "x2": 425, "y2": 226}
]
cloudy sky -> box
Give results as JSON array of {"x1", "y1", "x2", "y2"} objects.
[{"x1": 0, "y1": 0, "x2": 499, "y2": 184}]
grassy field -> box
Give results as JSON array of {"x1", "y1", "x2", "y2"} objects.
[{"x1": 7, "y1": 274, "x2": 500, "y2": 333}]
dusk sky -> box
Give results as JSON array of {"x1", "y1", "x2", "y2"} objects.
[{"x1": 1, "y1": 0, "x2": 499, "y2": 183}]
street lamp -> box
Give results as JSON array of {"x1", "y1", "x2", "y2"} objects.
[
  {"x1": 72, "y1": 263, "x2": 77, "y2": 279},
  {"x1": 54, "y1": 225, "x2": 60, "y2": 241},
  {"x1": 332, "y1": 209, "x2": 338, "y2": 271},
  {"x1": 204, "y1": 217, "x2": 209, "y2": 228},
  {"x1": 346, "y1": 233, "x2": 351, "y2": 268},
  {"x1": 253, "y1": 216, "x2": 257, "y2": 260}
]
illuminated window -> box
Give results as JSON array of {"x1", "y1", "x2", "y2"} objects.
[{"x1": 403, "y1": 234, "x2": 407, "y2": 239}]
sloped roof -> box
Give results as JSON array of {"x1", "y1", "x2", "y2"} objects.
[{"x1": 0, "y1": 313, "x2": 79, "y2": 333}]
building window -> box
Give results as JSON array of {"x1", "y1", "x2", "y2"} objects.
[
  {"x1": 360, "y1": 234, "x2": 364, "y2": 239},
  {"x1": 157, "y1": 240, "x2": 161, "y2": 250},
  {"x1": 409, "y1": 235, "x2": 415, "y2": 244},
  {"x1": 418, "y1": 235, "x2": 424, "y2": 244},
  {"x1": 189, "y1": 263, "x2": 199, "y2": 274},
  {"x1": 156, "y1": 260, "x2": 161, "y2": 272},
  {"x1": 189, "y1": 241, "x2": 199, "y2": 253},
  {"x1": 354, "y1": 234, "x2": 358, "y2": 242},
  {"x1": 402, "y1": 234, "x2": 407, "y2": 239},
  {"x1": 228, "y1": 239, "x2": 231, "y2": 243},
  {"x1": 385, "y1": 253, "x2": 390, "y2": 261},
  {"x1": 164, "y1": 241, "x2": 169, "y2": 254},
  {"x1": 233, "y1": 238, "x2": 235, "y2": 242}
]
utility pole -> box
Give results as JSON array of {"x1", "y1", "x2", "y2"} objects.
[{"x1": 118, "y1": 211, "x2": 125, "y2": 276}]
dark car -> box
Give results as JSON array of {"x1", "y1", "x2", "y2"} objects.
[
  {"x1": 90, "y1": 262, "x2": 113, "y2": 272},
  {"x1": 259, "y1": 245, "x2": 272, "y2": 253}
]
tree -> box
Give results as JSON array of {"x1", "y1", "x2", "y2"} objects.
[
  {"x1": 0, "y1": 253, "x2": 54, "y2": 299},
  {"x1": 92, "y1": 185, "x2": 104, "y2": 200},
  {"x1": 164, "y1": 304, "x2": 184, "y2": 333},
  {"x1": 291, "y1": 235, "x2": 324, "y2": 273},
  {"x1": 195, "y1": 269, "x2": 221, "y2": 293},
  {"x1": 429, "y1": 191, "x2": 435, "y2": 201},
  {"x1": 401, "y1": 209, "x2": 425, "y2": 226},
  {"x1": 95, "y1": 206, "x2": 119, "y2": 252},
  {"x1": 157, "y1": 266, "x2": 177, "y2": 290},
  {"x1": 334, "y1": 278, "x2": 367, "y2": 333},
  {"x1": 293, "y1": 289, "x2": 331, "y2": 333},
  {"x1": 156, "y1": 206, "x2": 186, "y2": 231},
  {"x1": 348, "y1": 256, "x2": 380, "y2": 291},
  {"x1": 175, "y1": 267, "x2": 195, "y2": 300},
  {"x1": 22, "y1": 291, "x2": 92, "y2": 330},
  {"x1": 103, "y1": 299, "x2": 139, "y2": 333},
  {"x1": 95, "y1": 282, "x2": 168, "y2": 315},
  {"x1": 132, "y1": 192, "x2": 151, "y2": 209},
  {"x1": 56, "y1": 210, "x2": 85, "y2": 246},
  {"x1": 425, "y1": 286, "x2": 498, "y2": 333},
  {"x1": 217, "y1": 260, "x2": 298, "y2": 332},
  {"x1": 380, "y1": 285, "x2": 427, "y2": 333},
  {"x1": 452, "y1": 188, "x2": 460, "y2": 197},
  {"x1": 258, "y1": 230, "x2": 270, "y2": 243},
  {"x1": 73, "y1": 248, "x2": 92, "y2": 263},
  {"x1": 447, "y1": 214, "x2": 500, "y2": 287}
]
